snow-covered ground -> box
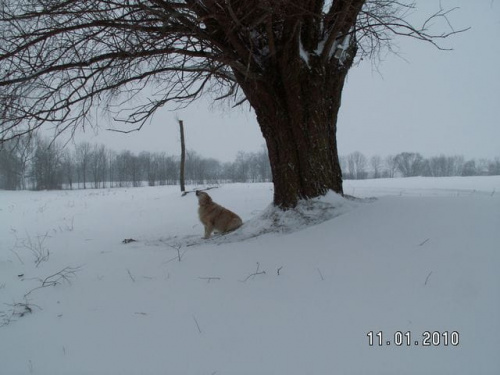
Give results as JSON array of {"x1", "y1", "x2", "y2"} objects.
[{"x1": 1, "y1": 176, "x2": 499, "y2": 375}]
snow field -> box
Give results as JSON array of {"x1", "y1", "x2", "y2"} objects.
[{"x1": 1, "y1": 177, "x2": 499, "y2": 374}]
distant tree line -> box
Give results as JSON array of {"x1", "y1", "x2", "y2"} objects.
[
  {"x1": 340, "y1": 151, "x2": 500, "y2": 180},
  {"x1": 0, "y1": 135, "x2": 271, "y2": 190},
  {"x1": 1, "y1": 137, "x2": 499, "y2": 191}
]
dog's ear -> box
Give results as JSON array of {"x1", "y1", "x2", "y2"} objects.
[{"x1": 195, "y1": 190, "x2": 200, "y2": 196}]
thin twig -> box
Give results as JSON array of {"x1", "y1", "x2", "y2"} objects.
[
  {"x1": 24, "y1": 266, "x2": 82, "y2": 298},
  {"x1": 316, "y1": 267, "x2": 325, "y2": 281},
  {"x1": 181, "y1": 186, "x2": 219, "y2": 196},
  {"x1": 41, "y1": 266, "x2": 81, "y2": 287},
  {"x1": 14, "y1": 231, "x2": 50, "y2": 267},
  {"x1": 10, "y1": 248, "x2": 24, "y2": 265},
  {"x1": 240, "y1": 262, "x2": 266, "y2": 282},
  {"x1": 166, "y1": 242, "x2": 185, "y2": 262},
  {"x1": 127, "y1": 269, "x2": 136, "y2": 283},
  {"x1": 198, "y1": 277, "x2": 221, "y2": 283},
  {"x1": 192, "y1": 315, "x2": 202, "y2": 334},
  {"x1": 1, "y1": 300, "x2": 42, "y2": 327},
  {"x1": 424, "y1": 271, "x2": 433, "y2": 286},
  {"x1": 419, "y1": 238, "x2": 430, "y2": 247}
]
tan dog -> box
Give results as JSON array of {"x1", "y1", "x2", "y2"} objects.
[{"x1": 196, "y1": 191, "x2": 243, "y2": 239}]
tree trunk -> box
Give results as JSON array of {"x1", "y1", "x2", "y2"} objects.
[
  {"x1": 179, "y1": 119, "x2": 186, "y2": 192},
  {"x1": 236, "y1": 48, "x2": 354, "y2": 208}
]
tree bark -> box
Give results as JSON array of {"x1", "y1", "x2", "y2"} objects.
[{"x1": 235, "y1": 47, "x2": 354, "y2": 208}]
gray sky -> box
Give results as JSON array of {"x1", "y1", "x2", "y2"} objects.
[{"x1": 69, "y1": 0, "x2": 500, "y2": 162}]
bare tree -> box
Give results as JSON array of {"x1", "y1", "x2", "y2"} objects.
[
  {"x1": 385, "y1": 155, "x2": 398, "y2": 178},
  {"x1": 477, "y1": 159, "x2": 489, "y2": 176},
  {"x1": 127, "y1": 152, "x2": 143, "y2": 187},
  {"x1": 461, "y1": 159, "x2": 477, "y2": 177},
  {"x1": 139, "y1": 151, "x2": 155, "y2": 186},
  {"x1": 488, "y1": 157, "x2": 500, "y2": 176},
  {"x1": 233, "y1": 151, "x2": 251, "y2": 183},
  {"x1": 75, "y1": 142, "x2": 92, "y2": 189},
  {"x1": 113, "y1": 151, "x2": 132, "y2": 187},
  {"x1": 107, "y1": 149, "x2": 118, "y2": 187},
  {"x1": 394, "y1": 152, "x2": 424, "y2": 177},
  {"x1": 89, "y1": 144, "x2": 107, "y2": 188},
  {"x1": 1, "y1": 135, "x2": 36, "y2": 189},
  {"x1": 201, "y1": 157, "x2": 222, "y2": 183},
  {"x1": 452, "y1": 155, "x2": 464, "y2": 176},
  {"x1": 0, "y1": 1, "x2": 464, "y2": 207},
  {"x1": 339, "y1": 156, "x2": 350, "y2": 179},
  {"x1": 256, "y1": 145, "x2": 272, "y2": 182},
  {"x1": 426, "y1": 154, "x2": 465, "y2": 177},
  {"x1": 31, "y1": 136, "x2": 63, "y2": 190},
  {"x1": 60, "y1": 149, "x2": 74, "y2": 189},
  {"x1": 370, "y1": 155, "x2": 382, "y2": 179},
  {"x1": 347, "y1": 151, "x2": 367, "y2": 180},
  {"x1": 156, "y1": 152, "x2": 177, "y2": 185},
  {"x1": 185, "y1": 150, "x2": 206, "y2": 184},
  {"x1": 0, "y1": 140, "x2": 22, "y2": 189}
]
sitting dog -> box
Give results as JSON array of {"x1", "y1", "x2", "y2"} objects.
[{"x1": 196, "y1": 191, "x2": 243, "y2": 239}]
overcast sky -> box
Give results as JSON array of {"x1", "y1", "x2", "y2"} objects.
[{"x1": 66, "y1": 0, "x2": 500, "y2": 162}]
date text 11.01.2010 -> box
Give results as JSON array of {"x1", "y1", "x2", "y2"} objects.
[{"x1": 367, "y1": 331, "x2": 459, "y2": 347}]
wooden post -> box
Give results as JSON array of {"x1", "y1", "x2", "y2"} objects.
[{"x1": 179, "y1": 119, "x2": 186, "y2": 192}]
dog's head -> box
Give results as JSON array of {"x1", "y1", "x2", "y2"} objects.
[{"x1": 195, "y1": 191, "x2": 212, "y2": 205}]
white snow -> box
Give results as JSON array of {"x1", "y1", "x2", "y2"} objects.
[
  {"x1": 1, "y1": 176, "x2": 499, "y2": 374},
  {"x1": 333, "y1": 30, "x2": 352, "y2": 64},
  {"x1": 314, "y1": 37, "x2": 327, "y2": 56},
  {"x1": 299, "y1": 37, "x2": 310, "y2": 68}
]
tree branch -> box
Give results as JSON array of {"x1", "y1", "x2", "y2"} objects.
[{"x1": 0, "y1": 0, "x2": 467, "y2": 143}]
